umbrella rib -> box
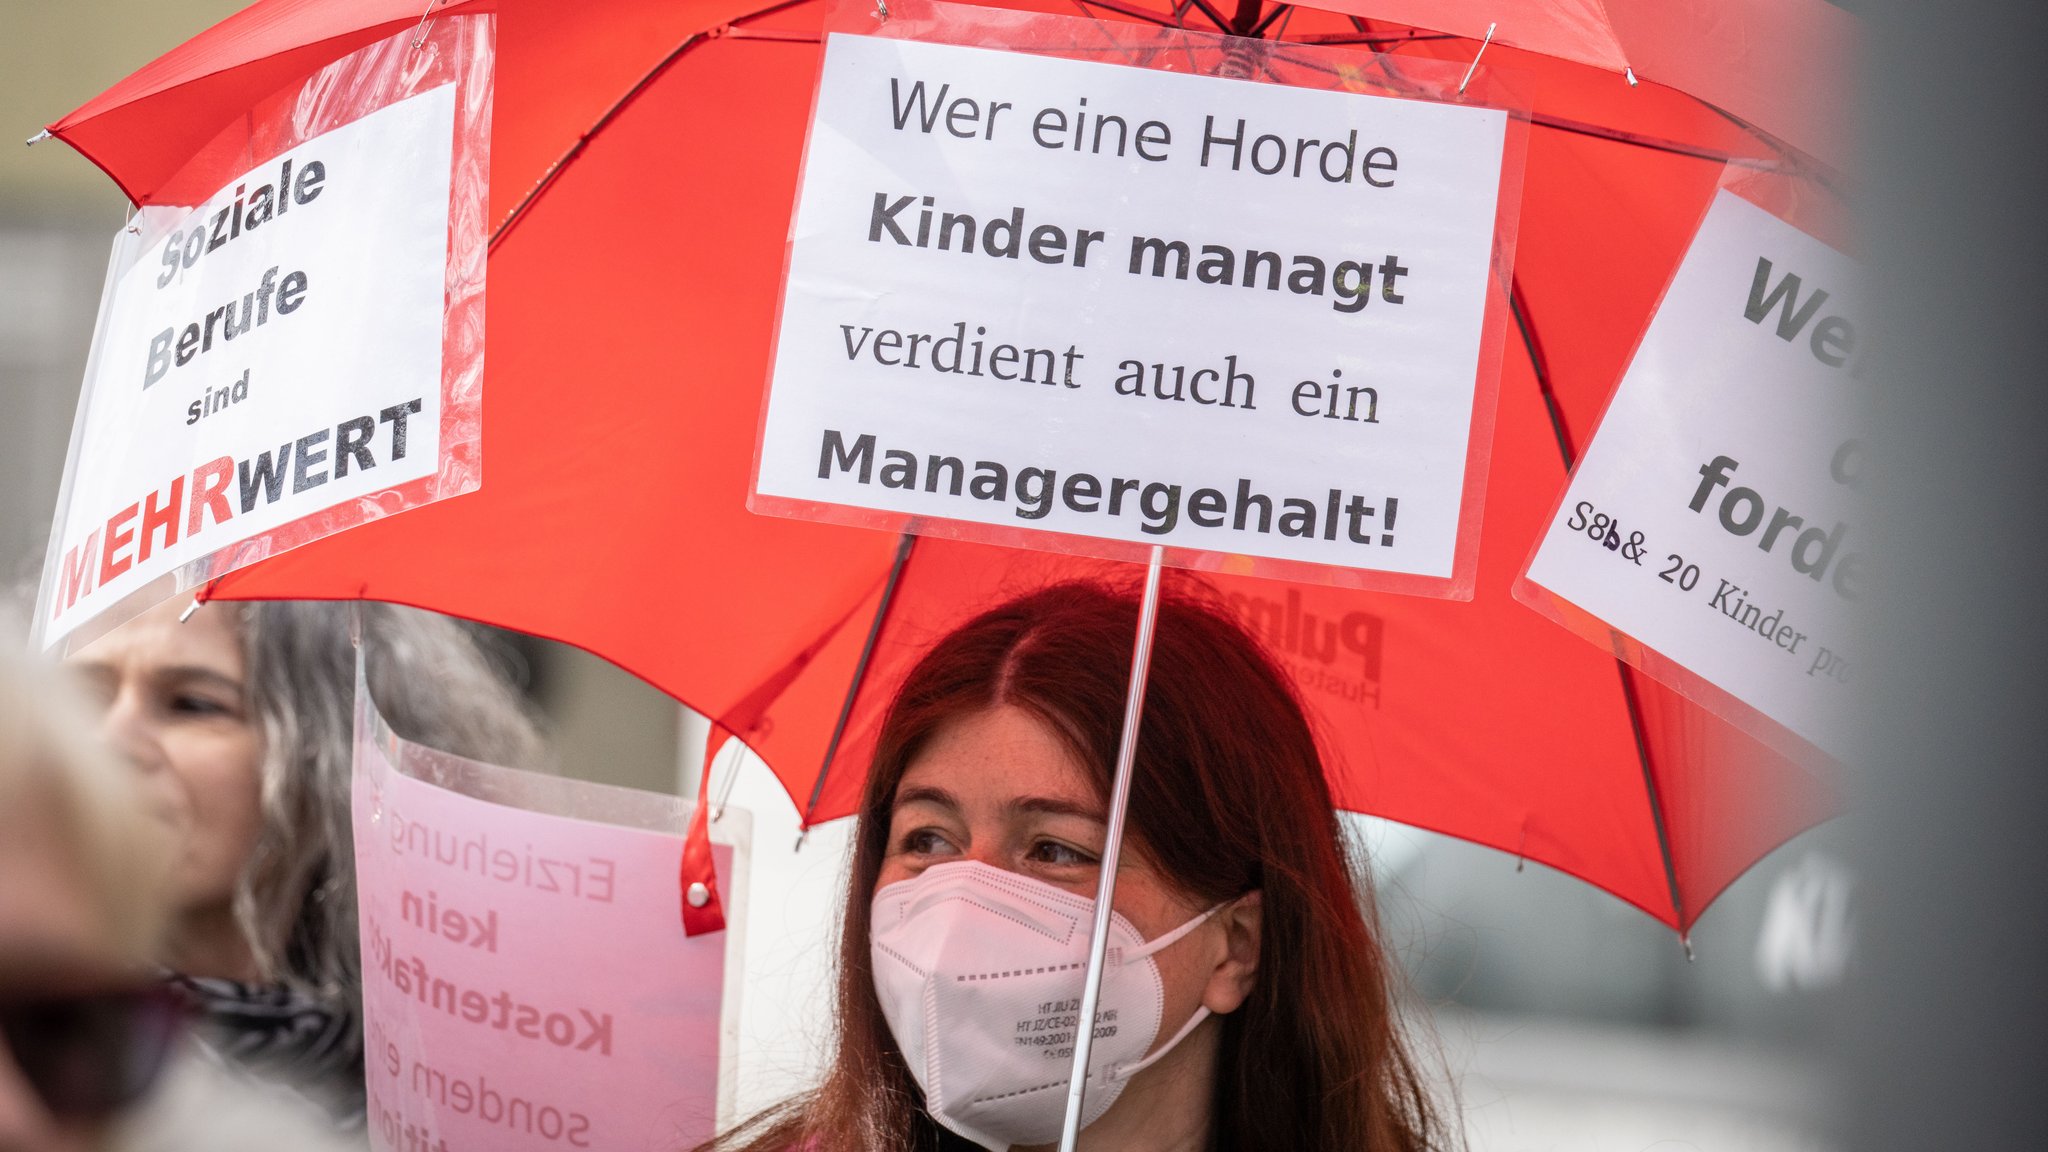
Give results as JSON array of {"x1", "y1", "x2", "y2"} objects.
[
  {"x1": 489, "y1": 30, "x2": 709, "y2": 251},
  {"x1": 798, "y1": 530, "x2": 918, "y2": 835},
  {"x1": 1701, "y1": 101, "x2": 1845, "y2": 194},
  {"x1": 1508, "y1": 278, "x2": 1689, "y2": 936},
  {"x1": 487, "y1": 0, "x2": 815, "y2": 252},
  {"x1": 1183, "y1": 0, "x2": 1235, "y2": 34},
  {"x1": 489, "y1": 31, "x2": 704, "y2": 247},
  {"x1": 1364, "y1": 31, "x2": 1785, "y2": 168},
  {"x1": 1061, "y1": 0, "x2": 1183, "y2": 70},
  {"x1": 1073, "y1": 0, "x2": 1186, "y2": 29},
  {"x1": 1284, "y1": 31, "x2": 1457, "y2": 47},
  {"x1": 1616, "y1": 660, "x2": 1690, "y2": 936},
  {"x1": 1528, "y1": 111, "x2": 1778, "y2": 169},
  {"x1": 719, "y1": 27, "x2": 822, "y2": 42},
  {"x1": 1507, "y1": 278, "x2": 1576, "y2": 466}
]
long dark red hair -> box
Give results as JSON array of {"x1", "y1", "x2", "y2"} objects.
[{"x1": 708, "y1": 577, "x2": 1445, "y2": 1152}]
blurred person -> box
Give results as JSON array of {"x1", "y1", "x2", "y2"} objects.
[
  {"x1": 704, "y1": 579, "x2": 1447, "y2": 1152},
  {"x1": 0, "y1": 645, "x2": 364, "y2": 1152},
  {"x1": 64, "y1": 595, "x2": 545, "y2": 1128},
  {"x1": 0, "y1": 641, "x2": 176, "y2": 1152}
]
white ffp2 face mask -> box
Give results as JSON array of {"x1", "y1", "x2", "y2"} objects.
[{"x1": 870, "y1": 860, "x2": 1220, "y2": 1151}]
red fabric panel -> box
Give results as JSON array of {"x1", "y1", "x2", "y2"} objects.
[
  {"x1": 736, "y1": 571, "x2": 894, "y2": 820},
  {"x1": 1607, "y1": 0, "x2": 1858, "y2": 168},
  {"x1": 486, "y1": 0, "x2": 785, "y2": 228},
  {"x1": 1629, "y1": 669, "x2": 1843, "y2": 930},
  {"x1": 1509, "y1": 126, "x2": 1725, "y2": 450},
  {"x1": 60, "y1": 0, "x2": 423, "y2": 117},
  {"x1": 58, "y1": 30, "x2": 413, "y2": 205},
  {"x1": 214, "y1": 31, "x2": 903, "y2": 722},
  {"x1": 52, "y1": 0, "x2": 774, "y2": 211}
]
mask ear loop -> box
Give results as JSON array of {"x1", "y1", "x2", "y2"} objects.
[
  {"x1": 1111, "y1": 1005, "x2": 1213, "y2": 1081},
  {"x1": 1121, "y1": 900, "x2": 1228, "y2": 963},
  {"x1": 1106, "y1": 899, "x2": 1234, "y2": 1080}
]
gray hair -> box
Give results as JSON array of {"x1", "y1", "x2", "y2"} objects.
[{"x1": 231, "y1": 602, "x2": 546, "y2": 1009}]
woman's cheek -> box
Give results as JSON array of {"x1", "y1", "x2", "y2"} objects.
[
  {"x1": 166, "y1": 731, "x2": 266, "y2": 907},
  {"x1": 875, "y1": 857, "x2": 920, "y2": 889},
  {"x1": 134, "y1": 765, "x2": 188, "y2": 836}
]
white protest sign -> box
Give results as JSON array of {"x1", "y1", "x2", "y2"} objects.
[
  {"x1": 38, "y1": 81, "x2": 465, "y2": 648},
  {"x1": 754, "y1": 29, "x2": 1511, "y2": 593},
  {"x1": 1520, "y1": 190, "x2": 1864, "y2": 761},
  {"x1": 354, "y1": 683, "x2": 745, "y2": 1152}
]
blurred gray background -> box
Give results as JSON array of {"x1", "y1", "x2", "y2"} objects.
[{"x1": 1, "y1": 4, "x2": 1863, "y2": 1149}]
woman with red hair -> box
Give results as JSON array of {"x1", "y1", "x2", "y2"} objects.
[{"x1": 709, "y1": 578, "x2": 1445, "y2": 1152}]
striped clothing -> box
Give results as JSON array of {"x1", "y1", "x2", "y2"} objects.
[{"x1": 167, "y1": 974, "x2": 366, "y2": 1131}]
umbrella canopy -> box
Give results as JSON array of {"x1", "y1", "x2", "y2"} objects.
[
  {"x1": 1310, "y1": 0, "x2": 1855, "y2": 171},
  {"x1": 44, "y1": 0, "x2": 1847, "y2": 933}
]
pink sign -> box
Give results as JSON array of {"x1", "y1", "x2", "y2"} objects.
[{"x1": 353, "y1": 673, "x2": 746, "y2": 1152}]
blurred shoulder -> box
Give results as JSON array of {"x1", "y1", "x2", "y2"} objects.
[{"x1": 108, "y1": 1043, "x2": 368, "y2": 1152}]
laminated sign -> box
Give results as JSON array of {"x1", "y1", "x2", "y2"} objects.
[
  {"x1": 353, "y1": 666, "x2": 747, "y2": 1152},
  {"x1": 1519, "y1": 187, "x2": 1864, "y2": 763},
  {"x1": 34, "y1": 19, "x2": 492, "y2": 650},
  {"x1": 754, "y1": 0, "x2": 1520, "y2": 597}
]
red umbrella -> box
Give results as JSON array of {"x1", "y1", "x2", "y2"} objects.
[{"x1": 43, "y1": 0, "x2": 1847, "y2": 934}]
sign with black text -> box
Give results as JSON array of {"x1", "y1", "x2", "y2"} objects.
[
  {"x1": 1519, "y1": 189, "x2": 1863, "y2": 762},
  {"x1": 754, "y1": 12, "x2": 1515, "y2": 595},
  {"x1": 35, "y1": 20, "x2": 490, "y2": 650}
]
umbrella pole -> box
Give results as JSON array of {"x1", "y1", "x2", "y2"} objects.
[{"x1": 1058, "y1": 543, "x2": 1166, "y2": 1152}]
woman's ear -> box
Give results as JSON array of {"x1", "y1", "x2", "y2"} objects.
[{"x1": 1201, "y1": 890, "x2": 1262, "y2": 1015}]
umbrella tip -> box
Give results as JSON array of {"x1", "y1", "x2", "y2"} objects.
[
  {"x1": 1680, "y1": 933, "x2": 1696, "y2": 963},
  {"x1": 1623, "y1": 66, "x2": 1640, "y2": 88},
  {"x1": 24, "y1": 129, "x2": 50, "y2": 147}
]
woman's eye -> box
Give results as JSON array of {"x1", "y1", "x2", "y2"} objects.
[
  {"x1": 901, "y1": 829, "x2": 956, "y2": 857},
  {"x1": 1028, "y1": 839, "x2": 1097, "y2": 868},
  {"x1": 170, "y1": 694, "x2": 232, "y2": 717}
]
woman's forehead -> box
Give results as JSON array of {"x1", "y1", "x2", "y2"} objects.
[
  {"x1": 70, "y1": 596, "x2": 244, "y2": 678},
  {"x1": 896, "y1": 704, "x2": 1099, "y2": 815}
]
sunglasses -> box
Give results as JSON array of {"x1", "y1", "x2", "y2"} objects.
[{"x1": 1, "y1": 984, "x2": 186, "y2": 1120}]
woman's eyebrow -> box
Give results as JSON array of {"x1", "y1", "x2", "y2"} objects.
[
  {"x1": 64, "y1": 660, "x2": 115, "y2": 686},
  {"x1": 1009, "y1": 795, "x2": 1105, "y2": 823},
  {"x1": 893, "y1": 784, "x2": 961, "y2": 812},
  {"x1": 151, "y1": 666, "x2": 245, "y2": 693}
]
